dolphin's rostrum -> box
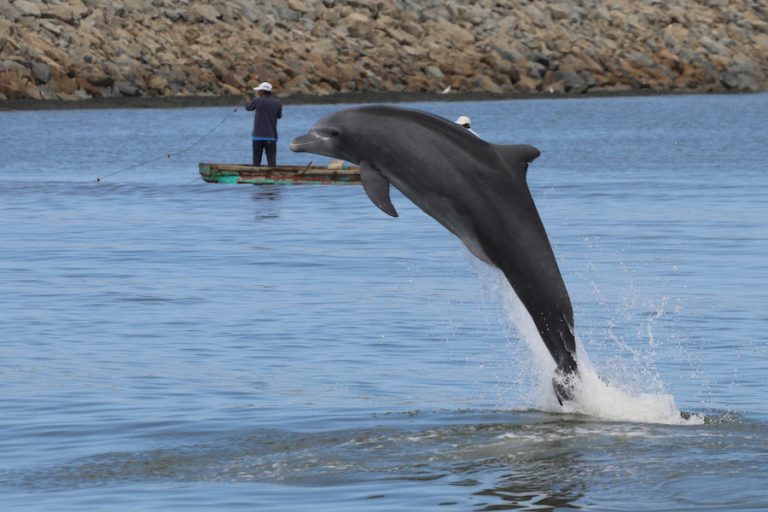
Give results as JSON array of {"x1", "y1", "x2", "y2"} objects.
[{"x1": 291, "y1": 106, "x2": 579, "y2": 403}]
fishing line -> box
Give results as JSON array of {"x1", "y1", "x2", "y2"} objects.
[{"x1": 95, "y1": 104, "x2": 241, "y2": 182}]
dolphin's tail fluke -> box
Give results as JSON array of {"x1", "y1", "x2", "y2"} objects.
[
  {"x1": 536, "y1": 316, "x2": 579, "y2": 404},
  {"x1": 552, "y1": 360, "x2": 578, "y2": 405},
  {"x1": 553, "y1": 371, "x2": 575, "y2": 405}
]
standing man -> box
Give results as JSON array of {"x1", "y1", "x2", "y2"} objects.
[{"x1": 245, "y1": 82, "x2": 282, "y2": 166}]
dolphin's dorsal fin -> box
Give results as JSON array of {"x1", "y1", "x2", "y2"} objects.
[
  {"x1": 492, "y1": 144, "x2": 541, "y2": 178},
  {"x1": 360, "y1": 161, "x2": 398, "y2": 217}
]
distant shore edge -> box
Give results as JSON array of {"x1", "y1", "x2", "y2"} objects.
[{"x1": 1, "y1": 88, "x2": 758, "y2": 112}]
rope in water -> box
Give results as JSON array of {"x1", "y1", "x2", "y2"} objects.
[{"x1": 95, "y1": 104, "x2": 241, "y2": 182}]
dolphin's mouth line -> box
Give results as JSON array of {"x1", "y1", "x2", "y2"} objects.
[{"x1": 289, "y1": 136, "x2": 329, "y2": 150}]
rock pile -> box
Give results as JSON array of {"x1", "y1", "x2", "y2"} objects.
[{"x1": 1, "y1": 0, "x2": 767, "y2": 103}]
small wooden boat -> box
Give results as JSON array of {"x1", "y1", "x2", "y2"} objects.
[{"x1": 199, "y1": 162, "x2": 360, "y2": 185}]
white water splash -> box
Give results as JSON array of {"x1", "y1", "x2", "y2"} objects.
[
  {"x1": 558, "y1": 359, "x2": 699, "y2": 425},
  {"x1": 476, "y1": 263, "x2": 702, "y2": 426}
]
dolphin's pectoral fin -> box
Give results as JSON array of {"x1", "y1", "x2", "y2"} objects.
[{"x1": 360, "y1": 161, "x2": 398, "y2": 217}]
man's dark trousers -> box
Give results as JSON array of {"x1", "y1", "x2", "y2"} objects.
[{"x1": 253, "y1": 140, "x2": 277, "y2": 166}]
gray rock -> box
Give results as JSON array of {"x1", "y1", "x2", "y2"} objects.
[
  {"x1": 557, "y1": 71, "x2": 589, "y2": 93},
  {"x1": 1, "y1": 59, "x2": 31, "y2": 75},
  {"x1": 727, "y1": 55, "x2": 756, "y2": 75},
  {"x1": 0, "y1": 2, "x2": 20, "y2": 22},
  {"x1": 700, "y1": 36, "x2": 727, "y2": 55},
  {"x1": 31, "y1": 61, "x2": 51, "y2": 83},
  {"x1": 38, "y1": 84, "x2": 57, "y2": 99},
  {"x1": 366, "y1": 72, "x2": 384, "y2": 89},
  {"x1": 13, "y1": 0, "x2": 42, "y2": 17},
  {"x1": 287, "y1": 0, "x2": 310, "y2": 13},
  {"x1": 85, "y1": 72, "x2": 114, "y2": 87},
  {"x1": 164, "y1": 9, "x2": 187, "y2": 21},
  {"x1": 341, "y1": 12, "x2": 371, "y2": 38},
  {"x1": 626, "y1": 51, "x2": 656, "y2": 68},
  {"x1": 189, "y1": 4, "x2": 220, "y2": 23},
  {"x1": 422, "y1": 6, "x2": 451, "y2": 21},
  {"x1": 473, "y1": 75, "x2": 504, "y2": 93},
  {"x1": 39, "y1": 20, "x2": 63, "y2": 35},
  {"x1": 114, "y1": 80, "x2": 139, "y2": 96},
  {"x1": 491, "y1": 40, "x2": 523, "y2": 63},
  {"x1": 238, "y1": 4, "x2": 259, "y2": 22},
  {"x1": 548, "y1": 3, "x2": 580, "y2": 22},
  {"x1": 271, "y1": 3, "x2": 302, "y2": 22},
  {"x1": 720, "y1": 71, "x2": 760, "y2": 90},
  {"x1": 424, "y1": 65, "x2": 444, "y2": 79},
  {"x1": 401, "y1": 21, "x2": 422, "y2": 37},
  {"x1": 506, "y1": 66, "x2": 521, "y2": 83},
  {"x1": 528, "y1": 61, "x2": 547, "y2": 79},
  {"x1": 578, "y1": 70, "x2": 598, "y2": 88}
]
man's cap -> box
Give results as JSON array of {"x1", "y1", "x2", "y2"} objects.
[
  {"x1": 455, "y1": 115, "x2": 471, "y2": 126},
  {"x1": 253, "y1": 82, "x2": 273, "y2": 92}
]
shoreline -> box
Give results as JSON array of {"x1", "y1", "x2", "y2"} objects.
[
  {"x1": 4, "y1": 1, "x2": 766, "y2": 110},
  {"x1": 1, "y1": 88, "x2": 758, "y2": 112}
]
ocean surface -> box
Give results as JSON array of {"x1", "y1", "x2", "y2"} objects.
[{"x1": 1, "y1": 93, "x2": 766, "y2": 511}]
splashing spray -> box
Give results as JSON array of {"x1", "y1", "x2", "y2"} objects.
[{"x1": 477, "y1": 263, "x2": 701, "y2": 425}]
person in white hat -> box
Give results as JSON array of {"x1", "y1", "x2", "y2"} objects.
[
  {"x1": 245, "y1": 82, "x2": 283, "y2": 166},
  {"x1": 455, "y1": 115, "x2": 478, "y2": 137}
]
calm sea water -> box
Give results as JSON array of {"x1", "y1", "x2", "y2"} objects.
[{"x1": 1, "y1": 93, "x2": 766, "y2": 510}]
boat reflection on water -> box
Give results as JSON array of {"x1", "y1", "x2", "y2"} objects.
[
  {"x1": 198, "y1": 161, "x2": 360, "y2": 222},
  {"x1": 251, "y1": 185, "x2": 283, "y2": 221}
]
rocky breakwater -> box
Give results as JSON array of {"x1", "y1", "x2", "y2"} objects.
[{"x1": 1, "y1": 0, "x2": 767, "y2": 104}]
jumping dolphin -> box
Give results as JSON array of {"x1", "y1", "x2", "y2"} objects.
[{"x1": 290, "y1": 106, "x2": 578, "y2": 403}]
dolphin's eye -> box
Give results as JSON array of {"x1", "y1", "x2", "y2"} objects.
[{"x1": 330, "y1": 129, "x2": 340, "y2": 137}]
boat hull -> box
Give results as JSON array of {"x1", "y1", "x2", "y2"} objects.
[{"x1": 199, "y1": 162, "x2": 361, "y2": 185}]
